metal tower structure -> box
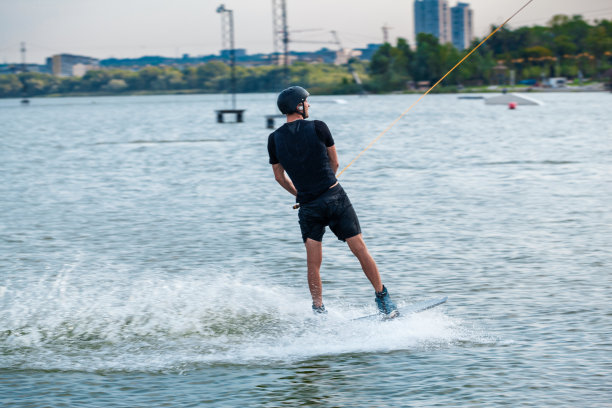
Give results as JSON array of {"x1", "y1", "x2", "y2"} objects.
[
  {"x1": 216, "y1": 4, "x2": 237, "y2": 109},
  {"x1": 382, "y1": 25, "x2": 392, "y2": 44},
  {"x1": 271, "y1": 0, "x2": 289, "y2": 86}
]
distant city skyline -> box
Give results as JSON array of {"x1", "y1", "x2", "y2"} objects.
[{"x1": 1, "y1": 0, "x2": 611, "y2": 64}]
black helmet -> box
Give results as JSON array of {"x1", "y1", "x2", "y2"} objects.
[{"x1": 277, "y1": 86, "x2": 310, "y2": 115}]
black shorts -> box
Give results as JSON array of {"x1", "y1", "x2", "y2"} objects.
[{"x1": 298, "y1": 184, "x2": 361, "y2": 242}]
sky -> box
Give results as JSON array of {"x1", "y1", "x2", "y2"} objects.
[{"x1": 1, "y1": 0, "x2": 612, "y2": 64}]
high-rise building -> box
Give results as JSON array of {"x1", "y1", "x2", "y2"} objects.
[
  {"x1": 414, "y1": 0, "x2": 451, "y2": 44},
  {"x1": 451, "y1": 2, "x2": 474, "y2": 50}
]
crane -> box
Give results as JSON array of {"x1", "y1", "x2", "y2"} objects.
[{"x1": 330, "y1": 31, "x2": 365, "y2": 92}]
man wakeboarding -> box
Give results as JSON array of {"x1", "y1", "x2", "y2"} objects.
[{"x1": 267, "y1": 86, "x2": 399, "y2": 318}]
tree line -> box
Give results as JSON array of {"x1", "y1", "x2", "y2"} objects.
[
  {"x1": 368, "y1": 15, "x2": 612, "y2": 91},
  {"x1": 1, "y1": 15, "x2": 610, "y2": 98},
  {"x1": 0, "y1": 61, "x2": 362, "y2": 98}
]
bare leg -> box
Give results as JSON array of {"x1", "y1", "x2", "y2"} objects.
[
  {"x1": 305, "y1": 238, "x2": 323, "y2": 307},
  {"x1": 346, "y1": 234, "x2": 383, "y2": 293}
]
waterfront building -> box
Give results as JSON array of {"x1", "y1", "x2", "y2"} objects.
[
  {"x1": 451, "y1": 2, "x2": 474, "y2": 50},
  {"x1": 48, "y1": 54, "x2": 99, "y2": 76},
  {"x1": 414, "y1": 0, "x2": 451, "y2": 44},
  {"x1": 220, "y1": 49, "x2": 247, "y2": 59}
]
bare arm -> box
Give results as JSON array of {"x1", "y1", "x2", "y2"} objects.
[
  {"x1": 272, "y1": 163, "x2": 297, "y2": 196},
  {"x1": 327, "y1": 145, "x2": 339, "y2": 175}
]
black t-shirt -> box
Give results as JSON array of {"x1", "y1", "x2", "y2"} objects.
[{"x1": 268, "y1": 120, "x2": 336, "y2": 204}]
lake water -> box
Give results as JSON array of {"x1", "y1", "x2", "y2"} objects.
[{"x1": 1, "y1": 92, "x2": 610, "y2": 407}]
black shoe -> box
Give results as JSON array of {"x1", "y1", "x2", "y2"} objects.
[
  {"x1": 375, "y1": 285, "x2": 399, "y2": 318},
  {"x1": 312, "y1": 303, "x2": 328, "y2": 314}
]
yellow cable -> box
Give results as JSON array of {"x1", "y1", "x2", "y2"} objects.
[{"x1": 336, "y1": 0, "x2": 535, "y2": 179}]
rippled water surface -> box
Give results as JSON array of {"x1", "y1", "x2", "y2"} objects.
[{"x1": 1, "y1": 93, "x2": 611, "y2": 407}]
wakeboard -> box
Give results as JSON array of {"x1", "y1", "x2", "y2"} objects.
[{"x1": 353, "y1": 296, "x2": 448, "y2": 321}]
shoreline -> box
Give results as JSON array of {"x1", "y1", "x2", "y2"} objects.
[{"x1": 3, "y1": 83, "x2": 609, "y2": 100}]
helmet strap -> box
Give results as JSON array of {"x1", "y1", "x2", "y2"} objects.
[{"x1": 299, "y1": 101, "x2": 306, "y2": 119}]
